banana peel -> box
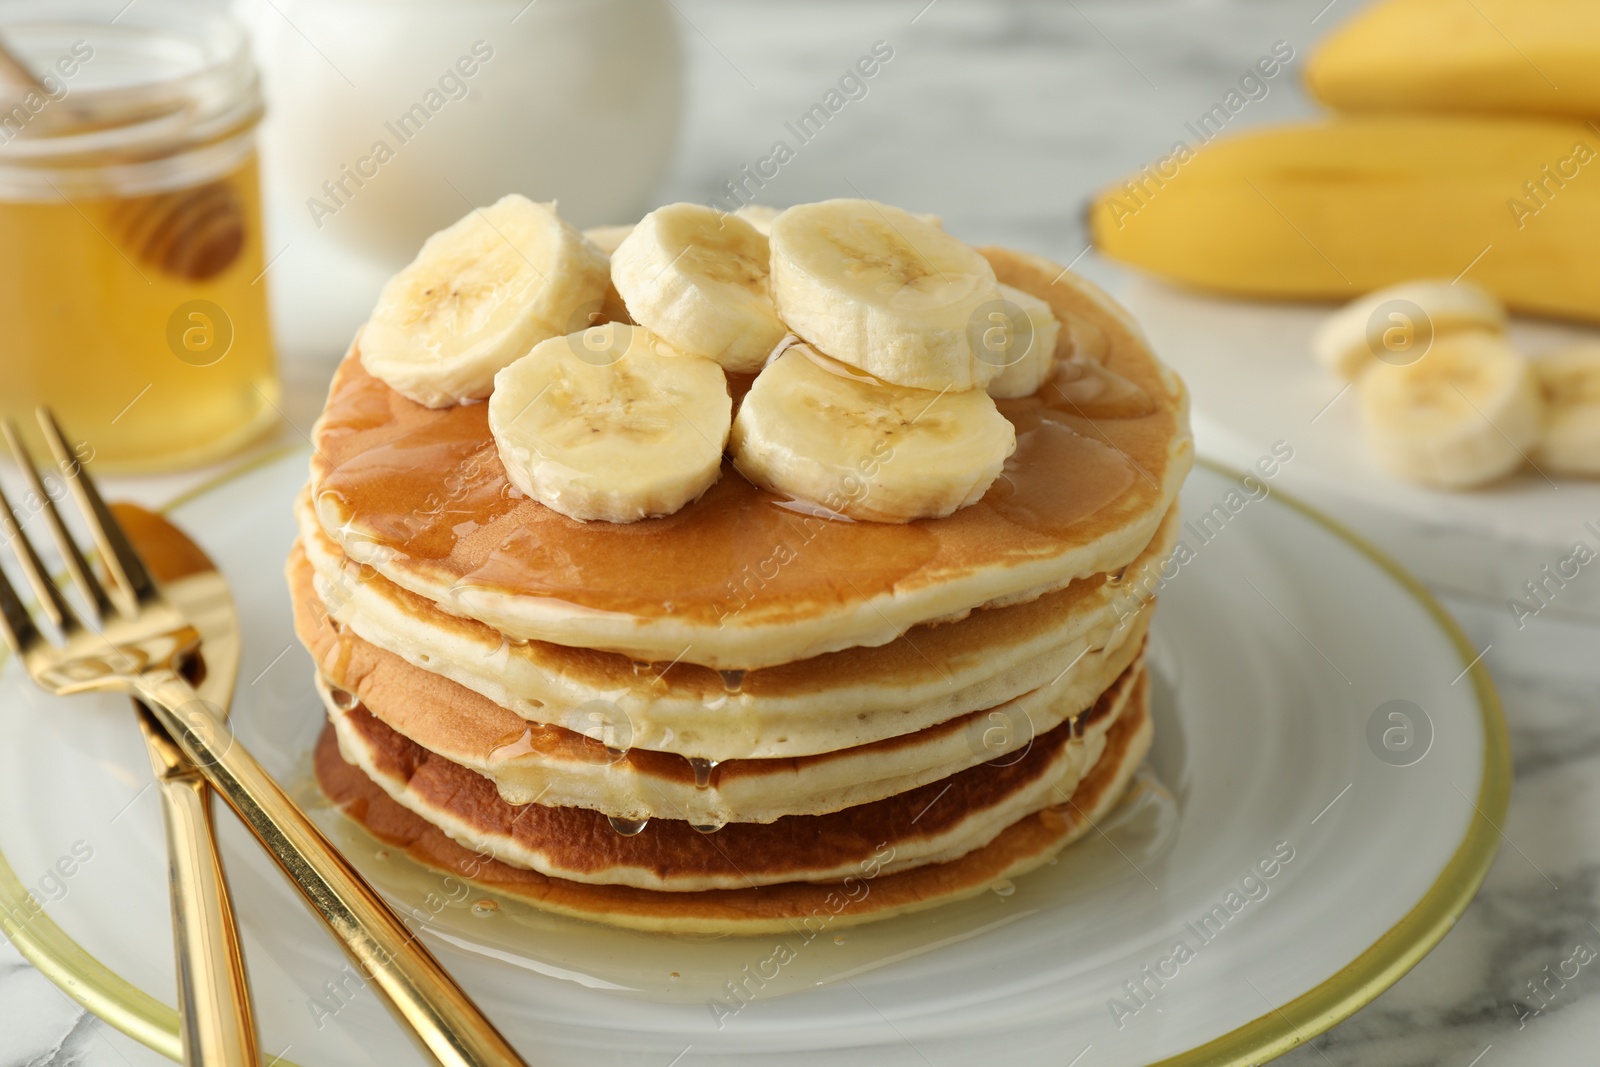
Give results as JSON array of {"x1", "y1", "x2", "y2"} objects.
[
  {"x1": 1089, "y1": 114, "x2": 1600, "y2": 323},
  {"x1": 1306, "y1": 0, "x2": 1600, "y2": 120}
]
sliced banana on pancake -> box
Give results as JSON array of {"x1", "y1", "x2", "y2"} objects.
[
  {"x1": 1313, "y1": 280, "x2": 1507, "y2": 381},
  {"x1": 1534, "y1": 344, "x2": 1600, "y2": 476},
  {"x1": 610, "y1": 203, "x2": 788, "y2": 374},
  {"x1": 488, "y1": 324, "x2": 732, "y2": 523},
  {"x1": 730, "y1": 344, "x2": 1015, "y2": 522},
  {"x1": 769, "y1": 198, "x2": 1003, "y2": 390},
  {"x1": 1358, "y1": 331, "x2": 1541, "y2": 488},
  {"x1": 362, "y1": 195, "x2": 610, "y2": 408},
  {"x1": 983, "y1": 283, "x2": 1062, "y2": 399}
]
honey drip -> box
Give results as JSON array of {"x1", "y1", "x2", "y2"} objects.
[
  {"x1": 687, "y1": 757, "x2": 719, "y2": 790},
  {"x1": 1048, "y1": 358, "x2": 1156, "y2": 419},
  {"x1": 313, "y1": 309, "x2": 1176, "y2": 628},
  {"x1": 486, "y1": 727, "x2": 563, "y2": 766},
  {"x1": 608, "y1": 816, "x2": 649, "y2": 837}
]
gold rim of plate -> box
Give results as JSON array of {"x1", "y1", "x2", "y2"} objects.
[{"x1": 0, "y1": 449, "x2": 1509, "y2": 1067}]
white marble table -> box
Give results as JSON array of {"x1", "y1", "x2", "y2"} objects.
[{"x1": 5, "y1": 1, "x2": 1598, "y2": 1063}]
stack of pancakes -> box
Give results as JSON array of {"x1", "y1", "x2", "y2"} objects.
[{"x1": 291, "y1": 246, "x2": 1192, "y2": 934}]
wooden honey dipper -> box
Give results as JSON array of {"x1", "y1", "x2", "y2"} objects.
[{"x1": 0, "y1": 31, "x2": 245, "y2": 282}]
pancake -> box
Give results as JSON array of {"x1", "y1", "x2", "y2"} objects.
[
  {"x1": 295, "y1": 492, "x2": 1176, "y2": 759},
  {"x1": 295, "y1": 539, "x2": 1149, "y2": 821},
  {"x1": 314, "y1": 672, "x2": 1153, "y2": 934},
  {"x1": 323, "y1": 665, "x2": 1137, "y2": 892},
  {"x1": 307, "y1": 248, "x2": 1191, "y2": 669},
  {"x1": 308, "y1": 621, "x2": 1147, "y2": 824}
]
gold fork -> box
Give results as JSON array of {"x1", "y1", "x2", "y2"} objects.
[
  {"x1": 0, "y1": 409, "x2": 527, "y2": 1067},
  {"x1": 2, "y1": 421, "x2": 260, "y2": 1066}
]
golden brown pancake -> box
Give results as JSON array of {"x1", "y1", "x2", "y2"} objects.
[
  {"x1": 323, "y1": 666, "x2": 1138, "y2": 890},
  {"x1": 307, "y1": 248, "x2": 1191, "y2": 669},
  {"x1": 292, "y1": 535, "x2": 1150, "y2": 822},
  {"x1": 296, "y1": 244, "x2": 1180, "y2": 933},
  {"x1": 295, "y1": 490, "x2": 1175, "y2": 759},
  {"x1": 315, "y1": 672, "x2": 1153, "y2": 934}
]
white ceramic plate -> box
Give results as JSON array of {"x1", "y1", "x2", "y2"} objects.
[
  {"x1": 1121, "y1": 276, "x2": 1600, "y2": 620},
  {"x1": 0, "y1": 448, "x2": 1506, "y2": 1066}
]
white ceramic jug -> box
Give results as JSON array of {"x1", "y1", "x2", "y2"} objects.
[{"x1": 237, "y1": 0, "x2": 682, "y2": 267}]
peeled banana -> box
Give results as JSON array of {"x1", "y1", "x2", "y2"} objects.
[
  {"x1": 1313, "y1": 280, "x2": 1507, "y2": 380},
  {"x1": 1307, "y1": 0, "x2": 1600, "y2": 120},
  {"x1": 611, "y1": 203, "x2": 789, "y2": 373},
  {"x1": 1091, "y1": 116, "x2": 1600, "y2": 324},
  {"x1": 487, "y1": 324, "x2": 732, "y2": 523},
  {"x1": 1533, "y1": 344, "x2": 1600, "y2": 476},
  {"x1": 730, "y1": 345, "x2": 1015, "y2": 522},
  {"x1": 769, "y1": 199, "x2": 1003, "y2": 390},
  {"x1": 362, "y1": 195, "x2": 610, "y2": 408},
  {"x1": 1358, "y1": 331, "x2": 1542, "y2": 489}
]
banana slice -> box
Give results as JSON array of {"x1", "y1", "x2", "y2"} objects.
[
  {"x1": 1358, "y1": 331, "x2": 1542, "y2": 489},
  {"x1": 1314, "y1": 280, "x2": 1507, "y2": 381},
  {"x1": 583, "y1": 224, "x2": 634, "y2": 255},
  {"x1": 730, "y1": 345, "x2": 1016, "y2": 522},
  {"x1": 361, "y1": 195, "x2": 610, "y2": 408},
  {"x1": 1534, "y1": 344, "x2": 1600, "y2": 476},
  {"x1": 983, "y1": 283, "x2": 1062, "y2": 399},
  {"x1": 610, "y1": 203, "x2": 789, "y2": 374},
  {"x1": 488, "y1": 324, "x2": 732, "y2": 523},
  {"x1": 768, "y1": 199, "x2": 1003, "y2": 390}
]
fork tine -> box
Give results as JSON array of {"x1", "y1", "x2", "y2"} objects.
[
  {"x1": 2, "y1": 420, "x2": 113, "y2": 624},
  {"x1": 0, "y1": 479, "x2": 80, "y2": 635},
  {"x1": 0, "y1": 554, "x2": 43, "y2": 656},
  {"x1": 35, "y1": 409, "x2": 157, "y2": 612}
]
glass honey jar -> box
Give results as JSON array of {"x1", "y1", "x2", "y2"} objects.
[{"x1": 0, "y1": 0, "x2": 279, "y2": 472}]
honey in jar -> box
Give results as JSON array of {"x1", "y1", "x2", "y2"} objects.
[{"x1": 0, "y1": 1, "x2": 279, "y2": 472}]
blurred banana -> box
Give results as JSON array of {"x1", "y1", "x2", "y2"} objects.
[
  {"x1": 1306, "y1": 0, "x2": 1600, "y2": 120},
  {"x1": 1090, "y1": 115, "x2": 1600, "y2": 323}
]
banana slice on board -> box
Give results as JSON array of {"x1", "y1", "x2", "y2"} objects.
[
  {"x1": 730, "y1": 344, "x2": 1016, "y2": 522},
  {"x1": 1314, "y1": 279, "x2": 1507, "y2": 381},
  {"x1": 983, "y1": 283, "x2": 1062, "y2": 399},
  {"x1": 1534, "y1": 344, "x2": 1600, "y2": 477},
  {"x1": 768, "y1": 199, "x2": 1003, "y2": 391},
  {"x1": 488, "y1": 323, "x2": 732, "y2": 523},
  {"x1": 1358, "y1": 331, "x2": 1542, "y2": 489},
  {"x1": 611, "y1": 203, "x2": 789, "y2": 374},
  {"x1": 362, "y1": 195, "x2": 610, "y2": 408}
]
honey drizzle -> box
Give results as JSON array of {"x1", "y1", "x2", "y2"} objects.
[{"x1": 311, "y1": 263, "x2": 1173, "y2": 636}]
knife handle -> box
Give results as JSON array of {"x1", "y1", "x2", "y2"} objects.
[
  {"x1": 140, "y1": 704, "x2": 261, "y2": 1067},
  {"x1": 134, "y1": 669, "x2": 527, "y2": 1067}
]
